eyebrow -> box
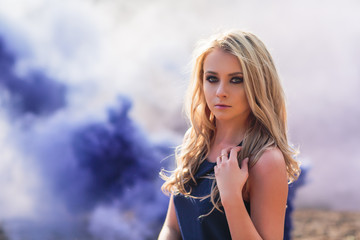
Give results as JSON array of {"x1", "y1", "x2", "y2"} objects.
[{"x1": 204, "y1": 71, "x2": 243, "y2": 76}]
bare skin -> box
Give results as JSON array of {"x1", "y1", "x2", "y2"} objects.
[{"x1": 158, "y1": 195, "x2": 181, "y2": 240}]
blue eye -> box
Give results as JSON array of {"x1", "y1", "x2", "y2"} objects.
[
  {"x1": 231, "y1": 77, "x2": 244, "y2": 84},
  {"x1": 206, "y1": 76, "x2": 218, "y2": 83}
]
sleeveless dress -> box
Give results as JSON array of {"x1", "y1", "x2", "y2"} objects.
[{"x1": 173, "y1": 159, "x2": 251, "y2": 240}]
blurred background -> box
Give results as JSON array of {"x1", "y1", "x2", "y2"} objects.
[{"x1": 0, "y1": 0, "x2": 359, "y2": 239}]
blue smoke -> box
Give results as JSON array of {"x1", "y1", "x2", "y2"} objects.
[
  {"x1": 0, "y1": 36, "x2": 67, "y2": 117},
  {"x1": 0, "y1": 29, "x2": 169, "y2": 239},
  {"x1": 67, "y1": 96, "x2": 166, "y2": 210}
]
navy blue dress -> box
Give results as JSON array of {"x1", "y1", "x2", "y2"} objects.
[{"x1": 173, "y1": 159, "x2": 251, "y2": 240}]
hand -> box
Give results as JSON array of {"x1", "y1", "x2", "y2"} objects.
[{"x1": 214, "y1": 146, "x2": 249, "y2": 202}]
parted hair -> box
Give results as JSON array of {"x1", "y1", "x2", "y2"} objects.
[{"x1": 160, "y1": 30, "x2": 300, "y2": 216}]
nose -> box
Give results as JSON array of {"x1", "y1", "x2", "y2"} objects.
[{"x1": 216, "y1": 82, "x2": 228, "y2": 98}]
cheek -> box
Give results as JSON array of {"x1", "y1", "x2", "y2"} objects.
[
  {"x1": 242, "y1": 94, "x2": 250, "y2": 109},
  {"x1": 236, "y1": 88, "x2": 249, "y2": 107},
  {"x1": 203, "y1": 84, "x2": 213, "y2": 101},
  {"x1": 203, "y1": 91, "x2": 212, "y2": 107}
]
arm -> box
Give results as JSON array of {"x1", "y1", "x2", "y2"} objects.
[
  {"x1": 158, "y1": 195, "x2": 182, "y2": 240},
  {"x1": 247, "y1": 148, "x2": 288, "y2": 239},
  {"x1": 215, "y1": 147, "x2": 288, "y2": 240}
]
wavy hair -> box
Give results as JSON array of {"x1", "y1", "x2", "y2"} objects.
[{"x1": 160, "y1": 30, "x2": 300, "y2": 216}]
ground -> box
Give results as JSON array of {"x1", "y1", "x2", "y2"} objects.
[{"x1": 292, "y1": 209, "x2": 360, "y2": 240}]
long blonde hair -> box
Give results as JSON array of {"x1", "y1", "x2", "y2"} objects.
[{"x1": 160, "y1": 30, "x2": 300, "y2": 215}]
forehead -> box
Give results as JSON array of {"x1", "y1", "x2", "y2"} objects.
[{"x1": 203, "y1": 48, "x2": 242, "y2": 73}]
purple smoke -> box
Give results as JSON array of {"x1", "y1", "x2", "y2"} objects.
[
  {"x1": 66, "y1": 96, "x2": 166, "y2": 210},
  {"x1": 0, "y1": 29, "x2": 169, "y2": 239},
  {"x1": 0, "y1": 37, "x2": 67, "y2": 117}
]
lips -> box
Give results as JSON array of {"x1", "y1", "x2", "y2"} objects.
[{"x1": 215, "y1": 104, "x2": 231, "y2": 108}]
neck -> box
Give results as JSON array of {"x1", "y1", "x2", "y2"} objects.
[{"x1": 213, "y1": 117, "x2": 249, "y2": 147}]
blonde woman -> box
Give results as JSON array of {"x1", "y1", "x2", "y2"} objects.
[{"x1": 158, "y1": 30, "x2": 300, "y2": 240}]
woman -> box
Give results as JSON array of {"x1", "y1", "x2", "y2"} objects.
[{"x1": 158, "y1": 30, "x2": 300, "y2": 240}]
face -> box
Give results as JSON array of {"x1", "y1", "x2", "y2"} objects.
[{"x1": 202, "y1": 47, "x2": 250, "y2": 123}]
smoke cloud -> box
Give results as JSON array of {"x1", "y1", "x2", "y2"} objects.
[{"x1": 0, "y1": 0, "x2": 359, "y2": 239}]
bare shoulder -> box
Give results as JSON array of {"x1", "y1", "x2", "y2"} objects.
[
  {"x1": 249, "y1": 147, "x2": 287, "y2": 182},
  {"x1": 251, "y1": 148, "x2": 285, "y2": 172}
]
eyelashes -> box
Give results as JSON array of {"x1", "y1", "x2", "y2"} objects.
[
  {"x1": 230, "y1": 77, "x2": 244, "y2": 84},
  {"x1": 205, "y1": 76, "x2": 218, "y2": 83},
  {"x1": 205, "y1": 76, "x2": 244, "y2": 84}
]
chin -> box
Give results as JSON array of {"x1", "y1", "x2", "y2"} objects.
[{"x1": 213, "y1": 114, "x2": 232, "y2": 121}]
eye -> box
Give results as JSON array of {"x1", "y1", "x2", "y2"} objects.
[
  {"x1": 231, "y1": 77, "x2": 244, "y2": 84},
  {"x1": 205, "y1": 75, "x2": 218, "y2": 83}
]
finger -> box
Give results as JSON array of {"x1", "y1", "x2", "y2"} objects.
[
  {"x1": 241, "y1": 158, "x2": 249, "y2": 171},
  {"x1": 216, "y1": 156, "x2": 222, "y2": 165},
  {"x1": 220, "y1": 148, "x2": 231, "y2": 160},
  {"x1": 229, "y1": 146, "x2": 242, "y2": 161}
]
